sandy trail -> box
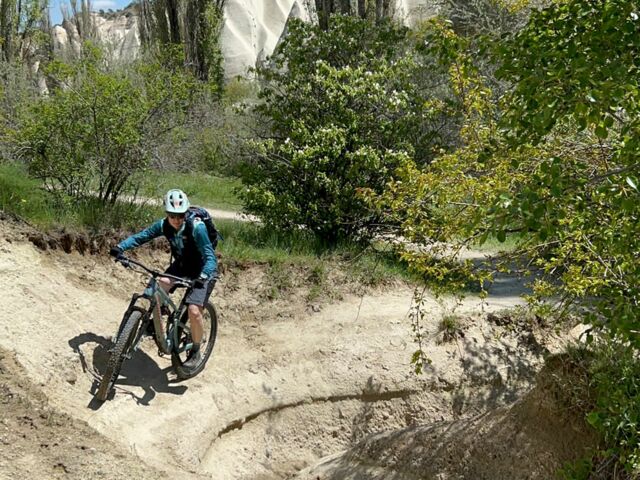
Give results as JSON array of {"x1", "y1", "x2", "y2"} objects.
[{"x1": 1, "y1": 224, "x2": 557, "y2": 479}]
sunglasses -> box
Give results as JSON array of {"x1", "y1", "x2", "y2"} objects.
[{"x1": 167, "y1": 213, "x2": 186, "y2": 220}]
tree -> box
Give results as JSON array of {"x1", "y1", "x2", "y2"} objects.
[
  {"x1": 0, "y1": 0, "x2": 51, "y2": 64},
  {"x1": 492, "y1": 0, "x2": 640, "y2": 344},
  {"x1": 315, "y1": 0, "x2": 395, "y2": 29},
  {"x1": 138, "y1": 0, "x2": 225, "y2": 89},
  {"x1": 13, "y1": 43, "x2": 202, "y2": 204},
  {"x1": 242, "y1": 17, "x2": 460, "y2": 244},
  {"x1": 370, "y1": 7, "x2": 640, "y2": 469}
]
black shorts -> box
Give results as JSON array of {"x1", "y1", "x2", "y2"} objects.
[{"x1": 164, "y1": 262, "x2": 216, "y2": 307}]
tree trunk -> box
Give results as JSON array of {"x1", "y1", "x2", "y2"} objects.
[
  {"x1": 357, "y1": 0, "x2": 366, "y2": 18},
  {"x1": 375, "y1": 0, "x2": 383, "y2": 22},
  {"x1": 152, "y1": 0, "x2": 169, "y2": 44},
  {"x1": 318, "y1": 0, "x2": 330, "y2": 30},
  {"x1": 382, "y1": 0, "x2": 391, "y2": 18},
  {"x1": 339, "y1": 0, "x2": 351, "y2": 14},
  {"x1": 138, "y1": 0, "x2": 153, "y2": 45},
  {"x1": 166, "y1": 0, "x2": 180, "y2": 44},
  {"x1": 185, "y1": 0, "x2": 207, "y2": 79},
  {"x1": 1, "y1": 0, "x2": 15, "y2": 61}
]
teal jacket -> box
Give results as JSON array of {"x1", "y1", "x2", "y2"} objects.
[{"x1": 118, "y1": 218, "x2": 217, "y2": 279}]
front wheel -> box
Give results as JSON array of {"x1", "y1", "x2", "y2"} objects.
[
  {"x1": 96, "y1": 309, "x2": 142, "y2": 401},
  {"x1": 171, "y1": 302, "x2": 217, "y2": 380}
]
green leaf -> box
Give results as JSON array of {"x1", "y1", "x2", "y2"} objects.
[
  {"x1": 586, "y1": 412, "x2": 601, "y2": 427},
  {"x1": 478, "y1": 230, "x2": 489, "y2": 246},
  {"x1": 539, "y1": 228, "x2": 548, "y2": 241},
  {"x1": 595, "y1": 124, "x2": 608, "y2": 139},
  {"x1": 626, "y1": 176, "x2": 638, "y2": 191},
  {"x1": 497, "y1": 230, "x2": 506, "y2": 243}
]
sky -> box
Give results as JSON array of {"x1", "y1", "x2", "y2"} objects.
[{"x1": 49, "y1": 0, "x2": 133, "y2": 26}]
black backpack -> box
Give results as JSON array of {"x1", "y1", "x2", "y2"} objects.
[{"x1": 185, "y1": 206, "x2": 221, "y2": 249}]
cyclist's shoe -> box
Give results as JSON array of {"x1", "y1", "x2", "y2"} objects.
[{"x1": 183, "y1": 349, "x2": 202, "y2": 370}]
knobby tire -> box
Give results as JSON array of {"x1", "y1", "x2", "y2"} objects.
[
  {"x1": 96, "y1": 310, "x2": 142, "y2": 401},
  {"x1": 172, "y1": 302, "x2": 218, "y2": 380}
]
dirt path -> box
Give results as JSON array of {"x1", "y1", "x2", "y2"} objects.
[{"x1": 0, "y1": 219, "x2": 573, "y2": 479}]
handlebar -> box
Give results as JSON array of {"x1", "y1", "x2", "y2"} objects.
[{"x1": 116, "y1": 255, "x2": 194, "y2": 288}]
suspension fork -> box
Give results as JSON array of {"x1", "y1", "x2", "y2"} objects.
[{"x1": 115, "y1": 293, "x2": 148, "y2": 340}]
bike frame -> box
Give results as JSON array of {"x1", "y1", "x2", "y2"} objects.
[{"x1": 117, "y1": 257, "x2": 195, "y2": 357}]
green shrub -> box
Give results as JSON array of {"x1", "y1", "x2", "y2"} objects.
[
  {"x1": 242, "y1": 16, "x2": 459, "y2": 245},
  {"x1": 560, "y1": 338, "x2": 640, "y2": 479},
  {"x1": 586, "y1": 340, "x2": 640, "y2": 477},
  {"x1": 13, "y1": 43, "x2": 203, "y2": 205}
]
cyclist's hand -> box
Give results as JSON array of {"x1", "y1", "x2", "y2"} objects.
[
  {"x1": 193, "y1": 275, "x2": 207, "y2": 288},
  {"x1": 110, "y1": 246, "x2": 124, "y2": 259}
]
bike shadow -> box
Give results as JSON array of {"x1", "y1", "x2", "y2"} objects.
[{"x1": 68, "y1": 332, "x2": 188, "y2": 410}]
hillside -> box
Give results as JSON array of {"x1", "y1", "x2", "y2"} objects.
[{"x1": 0, "y1": 215, "x2": 595, "y2": 479}]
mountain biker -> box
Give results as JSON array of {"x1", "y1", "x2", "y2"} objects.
[{"x1": 109, "y1": 189, "x2": 217, "y2": 370}]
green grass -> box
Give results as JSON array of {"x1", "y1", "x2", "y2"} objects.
[
  {"x1": 215, "y1": 218, "x2": 418, "y2": 285},
  {"x1": 470, "y1": 232, "x2": 524, "y2": 253},
  {"x1": 140, "y1": 171, "x2": 243, "y2": 211},
  {"x1": 0, "y1": 163, "x2": 58, "y2": 227},
  {"x1": 0, "y1": 162, "x2": 161, "y2": 232},
  {"x1": 0, "y1": 162, "x2": 413, "y2": 286}
]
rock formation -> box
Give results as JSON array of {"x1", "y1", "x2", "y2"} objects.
[
  {"x1": 220, "y1": 0, "x2": 316, "y2": 78},
  {"x1": 52, "y1": 12, "x2": 140, "y2": 63},
  {"x1": 394, "y1": 0, "x2": 440, "y2": 26},
  {"x1": 51, "y1": 1, "x2": 437, "y2": 78}
]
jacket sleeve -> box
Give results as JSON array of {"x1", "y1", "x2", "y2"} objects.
[
  {"x1": 118, "y1": 219, "x2": 164, "y2": 251},
  {"x1": 192, "y1": 221, "x2": 217, "y2": 278}
]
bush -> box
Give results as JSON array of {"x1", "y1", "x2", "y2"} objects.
[
  {"x1": 242, "y1": 16, "x2": 460, "y2": 245},
  {"x1": 560, "y1": 338, "x2": 640, "y2": 479},
  {"x1": 12, "y1": 43, "x2": 203, "y2": 205},
  {"x1": 585, "y1": 339, "x2": 640, "y2": 477}
]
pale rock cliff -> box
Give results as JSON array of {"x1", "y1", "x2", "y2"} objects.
[
  {"x1": 52, "y1": 13, "x2": 140, "y2": 62},
  {"x1": 394, "y1": 0, "x2": 441, "y2": 26},
  {"x1": 220, "y1": 0, "x2": 316, "y2": 78}
]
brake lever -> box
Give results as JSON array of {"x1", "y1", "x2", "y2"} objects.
[{"x1": 117, "y1": 257, "x2": 131, "y2": 269}]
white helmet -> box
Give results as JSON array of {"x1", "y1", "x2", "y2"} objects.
[{"x1": 164, "y1": 189, "x2": 190, "y2": 214}]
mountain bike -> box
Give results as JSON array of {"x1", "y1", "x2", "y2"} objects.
[{"x1": 95, "y1": 255, "x2": 218, "y2": 401}]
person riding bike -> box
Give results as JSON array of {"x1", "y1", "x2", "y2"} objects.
[{"x1": 109, "y1": 189, "x2": 217, "y2": 370}]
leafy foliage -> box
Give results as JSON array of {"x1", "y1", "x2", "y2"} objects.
[
  {"x1": 242, "y1": 16, "x2": 463, "y2": 244},
  {"x1": 369, "y1": 3, "x2": 640, "y2": 474},
  {"x1": 492, "y1": 0, "x2": 640, "y2": 344},
  {"x1": 558, "y1": 339, "x2": 640, "y2": 479},
  {"x1": 585, "y1": 339, "x2": 640, "y2": 477},
  {"x1": 366, "y1": 19, "x2": 498, "y2": 291},
  {"x1": 374, "y1": 1, "x2": 640, "y2": 339},
  {"x1": 12, "y1": 43, "x2": 202, "y2": 205}
]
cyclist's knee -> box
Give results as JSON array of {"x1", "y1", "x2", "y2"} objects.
[{"x1": 188, "y1": 304, "x2": 203, "y2": 317}]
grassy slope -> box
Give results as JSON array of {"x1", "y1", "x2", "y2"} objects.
[
  {"x1": 0, "y1": 163, "x2": 414, "y2": 286},
  {"x1": 140, "y1": 171, "x2": 243, "y2": 211}
]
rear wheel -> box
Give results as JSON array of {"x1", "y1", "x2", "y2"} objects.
[
  {"x1": 96, "y1": 310, "x2": 142, "y2": 401},
  {"x1": 171, "y1": 302, "x2": 217, "y2": 380}
]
